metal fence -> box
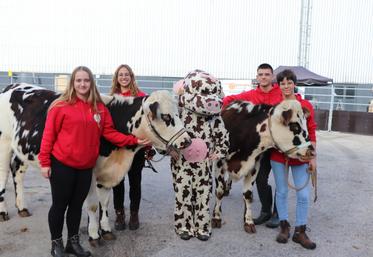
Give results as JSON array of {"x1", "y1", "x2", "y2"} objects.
[
  {"x1": 1, "y1": 72, "x2": 373, "y2": 134},
  {"x1": 0, "y1": 72, "x2": 178, "y2": 94}
]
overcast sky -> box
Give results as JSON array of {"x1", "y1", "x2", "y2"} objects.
[{"x1": 0, "y1": 0, "x2": 372, "y2": 83}]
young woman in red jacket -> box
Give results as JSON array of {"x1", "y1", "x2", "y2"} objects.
[
  {"x1": 110, "y1": 64, "x2": 154, "y2": 231},
  {"x1": 271, "y1": 69, "x2": 317, "y2": 250},
  {"x1": 38, "y1": 66, "x2": 150, "y2": 257}
]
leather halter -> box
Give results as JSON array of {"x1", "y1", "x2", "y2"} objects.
[{"x1": 142, "y1": 101, "x2": 187, "y2": 154}]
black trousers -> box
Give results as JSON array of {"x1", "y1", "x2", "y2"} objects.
[
  {"x1": 48, "y1": 156, "x2": 92, "y2": 240},
  {"x1": 112, "y1": 149, "x2": 145, "y2": 212},
  {"x1": 255, "y1": 150, "x2": 277, "y2": 214}
]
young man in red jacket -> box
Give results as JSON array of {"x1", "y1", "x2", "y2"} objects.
[{"x1": 223, "y1": 63, "x2": 282, "y2": 228}]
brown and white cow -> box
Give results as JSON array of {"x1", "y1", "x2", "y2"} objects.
[
  {"x1": 0, "y1": 84, "x2": 191, "y2": 243},
  {"x1": 212, "y1": 100, "x2": 315, "y2": 233}
]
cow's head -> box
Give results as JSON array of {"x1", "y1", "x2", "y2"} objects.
[
  {"x1": 176, "y1": 69, "x2": 224, "y2": 116},
  {"x1": 270, "y1": 100, "x2": 315, "y2": 161},
  {"x1": 140, "y1": 90, "x2": 192, "y2": 153}
]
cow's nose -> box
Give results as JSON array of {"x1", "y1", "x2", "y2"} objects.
[{"x1": 205, "y1": 100, "x2": 221, "y2": 112}]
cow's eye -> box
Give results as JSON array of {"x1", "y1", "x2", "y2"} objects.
[
  {"x1": 161, "y1": 114, "x2": 171, "y2": 122},
  {"x1": 289, "y1": 122, "x2": 301, "y2": 134}
]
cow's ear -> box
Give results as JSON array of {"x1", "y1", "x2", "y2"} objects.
[
  {"x1": 179, "y1": 95, "x2": 185, "y2": 107},
  {"x1": 281, "y1": 109, "x2": 293, "y2": 126},
  {"x1": 149, "y1": 102, "x2": 159, "y2": 120},
  {"x1": 173, "y1": 79, "x2": 185, "y2": 96},
  {"x1": 302, "y1": 106, "x2": 310, "y2": 118}
]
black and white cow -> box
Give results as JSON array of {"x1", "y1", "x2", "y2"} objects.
[
  {"x1": 0, "y1": 84, "x2": 191, "y2": 241},
  {"x1": 211, "y1": 100, "x2": 315, "y2": 233}
]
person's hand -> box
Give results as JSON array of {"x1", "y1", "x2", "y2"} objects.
[
  {"x1": 137, "y1": 138, "x2": 152, "y2": 146},
  {"x1": 208, "y1": 152, "x2": 219, "y2": 160},
  {"x1": 41, "y1": 167, "x2": 51, "y2": 179},
  {"x1": 308, "y1": 158, "x2": 317, "y2": 174}
]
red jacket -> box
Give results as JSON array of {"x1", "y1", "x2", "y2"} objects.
[
  {"x1": 38, "y1": 99, "x2": 138, "y2": 169},
  {"x1": 271, "y1": 94, "x2": 317, "y2": 165},
  {"x1": 120, "y1": 90, "x2": 146, "y2": 97},
  {"x1": 223, "y1": 84, "x2": 282, "y2": 107}
]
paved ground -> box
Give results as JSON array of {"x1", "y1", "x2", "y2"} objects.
[{"x1": 1, "y1": 131, "x2": 373, "y2": 257}]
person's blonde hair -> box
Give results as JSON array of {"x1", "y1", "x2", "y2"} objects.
[
  {"x1": 110, "y1": 64, "x2": 140, "y2": 96},
  {"x1": 50, "y1": 66, "x2": 102, "y2": 112}
]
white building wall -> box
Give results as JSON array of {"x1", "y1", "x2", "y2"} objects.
[{"x1": 0, "y1": 0, "x2": 371, "y2": 84}]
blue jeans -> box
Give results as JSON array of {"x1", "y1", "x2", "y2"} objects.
[{"x1": 271, "y1": 160, "x2": 310, "y2": 226}]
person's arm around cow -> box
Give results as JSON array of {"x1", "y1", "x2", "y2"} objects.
[{"x1": 38, "y1": 66, "x2": 149, "y2": 257}]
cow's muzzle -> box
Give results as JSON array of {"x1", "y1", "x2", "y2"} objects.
[{"x1": 297, "y1": 145, "x2": 316, "y2": 162}]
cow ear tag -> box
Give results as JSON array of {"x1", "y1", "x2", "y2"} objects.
[{"x1": 282, "y1": 101, "x2": 291, "y2": 110}]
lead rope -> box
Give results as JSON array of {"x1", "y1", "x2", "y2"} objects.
[{"x1": 285, "y1": 157, "x2": 318, "y2": 202}]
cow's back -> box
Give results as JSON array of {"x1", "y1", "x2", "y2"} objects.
[
  {"x1": 0, "y1": 84, "x2": 59, "y2": 164},
  {"x1": 222, "y1": 101, "x2": 271, "y2": 157}
]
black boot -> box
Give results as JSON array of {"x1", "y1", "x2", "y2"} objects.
[
  {"x1": 65, "y1": 235, "x2": 92, "y2": 257},
  {"x1": 128, "y1": 210, "x2": 140, "y2": 230},
  {"x1": 266, "y1": 211, "x2": 280, "y2": 228},
  {"x1": 114, "y1": 208, "x2": 126, "y2": 230},
  {"x1": 253, "y1": 211, "x2": 271, "y2": 225},
  {"x1": 51, "y1": 238, "x2": 67, "y2": 257}
]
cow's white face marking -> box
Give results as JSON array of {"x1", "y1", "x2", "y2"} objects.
[{"x1": 271, "y1": 100, "x2": 312, "y2": 159}]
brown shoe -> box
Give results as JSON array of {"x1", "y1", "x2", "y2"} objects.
[
  {"x1": 276, "y1": 220, "x2": 290, "y2": 243},
  {"x1": 129, "y1": 211, "x2": 139, "y2": 230},
  {"x1": 114, "y1": 208, "x2": 126, "y2": 230},
  {"x1": 292, "y1": 225, "x2": 316, "y2": 250}
]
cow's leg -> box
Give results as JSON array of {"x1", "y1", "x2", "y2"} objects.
[
  {"x1": 224, "y1": 177, "x2": 233, "y2": 196},
  {"x1": 242, "y1": 160, "x2": 261, "y2": 233},
  {"x1": 10, "y1": 154, "x2": 31, "y2": 217},
  {"x1": 171, "y1": 159, "x2": 194, "y2": 238},
  {"x1": 0, "y1": 136, "x2": 12, "y2": 221},
  {"x1": 85, "y1": 173, "x2": 102, "y2": 247},
  {"x1": 193, "y1": 161, "x2": 213, "y2": 239},
  {"x1": 212, "y1": 159, "x2": 226, "y2": 228},
  {"x1": 97, "y1": 185, "x2": 116, "y2": 241}
]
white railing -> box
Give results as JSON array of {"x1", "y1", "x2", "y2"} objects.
[{"x1": 1, "y1": 73, "x2": 373, "y2": 132}]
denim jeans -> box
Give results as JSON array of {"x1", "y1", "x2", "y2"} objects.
[{"x1": 271, "y1": 160, "x2": 310, "y2": 226}]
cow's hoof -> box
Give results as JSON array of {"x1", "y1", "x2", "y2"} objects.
[
  {"x1": 0, "y1": 212, "x2": 10, "y2": 222},
  {"x1": 244, "y1": 223, "x2": 256, "y2": 233},
  {"x1": 88, "y1": 237, "x2": 102, "y2": 247},
  {"x1": 211, "y1": 218, "x2": 222, "y2": 228},
  {"x1": 101, "y1": 231, "x2": 116, "y2": 241},
  {"x1": 18, "y1": 209, "x2": 32, "y2": 217}
]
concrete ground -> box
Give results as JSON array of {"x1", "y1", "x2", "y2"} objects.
[{"x1": 0, "y1": 131, "x2": 372, "y2": 257}]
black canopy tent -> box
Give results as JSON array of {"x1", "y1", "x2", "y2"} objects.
[{"x1": 273, "y1": 66, "x2": 333, "y2": 86}]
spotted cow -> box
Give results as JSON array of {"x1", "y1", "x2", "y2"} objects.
[
  {"x1": 0, "y1": 84, "x2": 191, "y2": 243},
  {"x1": 171, "y1": 70, "x2": 230, "y2": 240},
  {"x1": 211, "y1": 100, "x2": 315, "y2": 233}
]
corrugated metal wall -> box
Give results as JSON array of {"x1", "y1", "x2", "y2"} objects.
[
  {"x1": 309, "y1": 0, "x2": 373, "y2": 84},
  {"x1": 0, "y1": 0, "x2": 371, "y2": 83}
]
